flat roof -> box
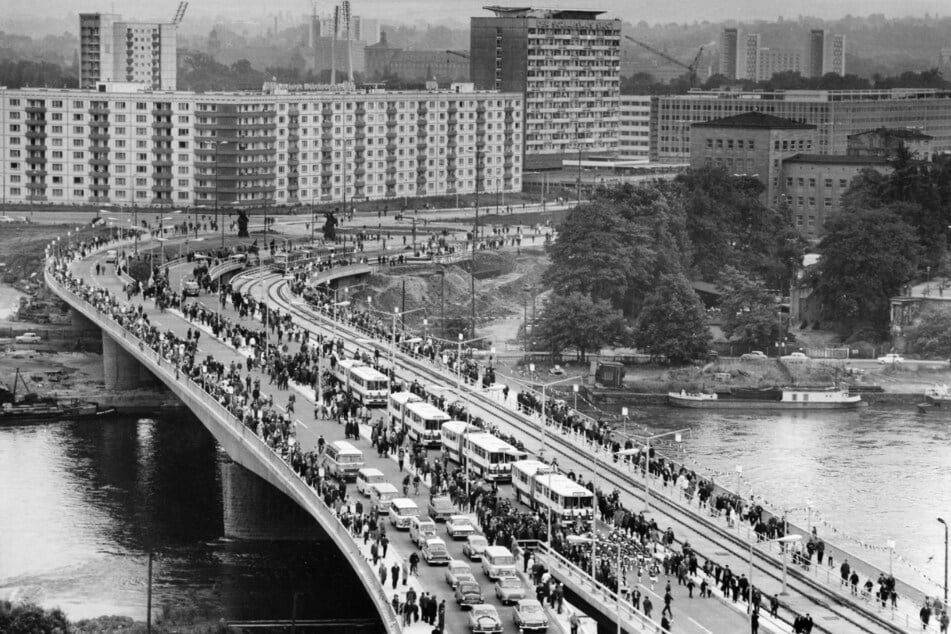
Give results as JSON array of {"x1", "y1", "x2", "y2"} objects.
[
  {"x1": 482, "y1": 5, "x2": 607, "y2": 18},
  {"x1": 693, "y1": 112, "x2": 815, "y2": 130},
  {"x1": 783, "y1": 153, "x2": 892, "y2": 165}
]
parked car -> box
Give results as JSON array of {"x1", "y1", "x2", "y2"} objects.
[
  {"x1": 14, "y1": 333, "x2": 41, "y2": 344},
  {"x1": 548, "y1": 365, "x2": 565, "y2": 376},
  {"x1": 428, "y1": 495, "x2": 456, "y2": 522},
  {"x1": 454, "y1": 580, "x2": 485, "y2": 608},
  {"x1": 462, "y1": 535, "x2": 489, "y2": 561},
  {"x1": 877, "y1": 353, "x2": 905, "y2": 365},
  {"x1": 468, "y1": 604, "x2": 503, "y2": 634},
  {"x1": 493, "y1": 576, "x2": 526, "y2": 605},
  {"x1": 447, "y1": 515, "x2": 477, "y2": 540},
  {"x1": 740, "y1": 350, "x2": 768, "y2": 361},
  {"x1": 421, "y1": 537, "x2": 451, "y2": 566},
  {"x1": 781, "y1": 352, "x2": 809, "y2": 362},
  {"x1": 513, "y1": 599, "x2": 550, "y2": 632},
  {"x1": 444, "y1": 560, "x2": 474, "y2": 589}
]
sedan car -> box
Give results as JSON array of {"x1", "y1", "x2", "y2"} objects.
[
  {"x1": 445, "y1": 560, "x2": 474, "y2": 589},
  {"x1": 878, "y1": 353, "x2": 905, "y2": 364},
  {"x1": 513, "y1": 599, "x2": 549, "y2": 632},
  {"x1": 428, "y1": 495, "x2": 456, "y2": 522},
  {"x1": 494, "y1": 575, "x2": 526, "y2": 605},
  {"x1": 740, "y1": 350, "x2": 768, "y2": 361},
  {"x1": 462, "y1": 535, "x2": 489, "y2": 561},
  {"x1": 454, "y1": 580, "x2": 485, "y2": 608},
  {"x1": 447, "y1": 515, "x2": 477, "y2": 540},
  {"x1": 421, "y1": 537, "x2": 450, "y2": 566},
  {"x1": 781, "y1": 352, "x2": 809, "y2": 362},
  {"x1": 14, "y1": 333, "x2": 41, "y2": 344},
  {"x1": 468, "y1": 604, "x2": 503, "y2": 634}
]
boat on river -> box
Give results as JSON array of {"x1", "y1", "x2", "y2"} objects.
[
  {"x1": 916, "y1": 384, "x2": 951, "y2": 414},
  {"x1": 667, "y1": 386, "x2": 865, "y2": 410},
  {"x1": 0, "y1": 369, "x2": 116, "y2": 424}
]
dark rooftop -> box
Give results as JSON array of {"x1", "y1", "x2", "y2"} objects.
[
  {"x1": 692, "y1": 112, "x2": 815, "y2": 130},
  {"x1": 482, "y1": 6, "x2": 607, "y2": 19},
  {"x1": 783, "y1": 153, "x2": 892, "y2": 165},
  {"x1": 847, "y1": 127, "x2": 933, "y2": 141}
]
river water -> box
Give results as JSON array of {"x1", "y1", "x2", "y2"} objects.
[
  {"x1": 0, "y1": 414, "x2": 375, "y2": 626},
  {"x1": 1, "y1": 405, "x2": 949, "y2": 622}
]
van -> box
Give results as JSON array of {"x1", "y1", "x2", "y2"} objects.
[
  {"x1": 410, "y1": 516, "x2": 438, "y2": 547},
  {"x1": 481, "y1": 546, "x2": 517, "y2": 580},
  {"x1": 388, "y1": 498, "x2": 420, "y2": 530},
  {"x1": 322, "y1": 441, "x2": 364, "y2": 480},
  {"x1": 356, "y1": 467, "x2": 387, "y2": 496},
  {"x1": 369, "y1": 482, "x2": 400, "y2": 513}
]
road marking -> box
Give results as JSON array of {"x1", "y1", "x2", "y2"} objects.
[
  {"x1": 688, "y1": 616, "x2": 713, "y2": 634},
  {"x1": 296, "y1": 419, "x2": 309, "y2": 429}
]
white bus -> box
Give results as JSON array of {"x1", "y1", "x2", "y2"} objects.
[
  {"x1": 404, "y1": 401, "x2": 451, "y2": 447},
  {"x1": 321, "y1": 440, "x2": 365, "y2": 481},
  {"x1": 461, "y1": 432, "x2": 527, "y2": 483},
  {"x1": 511, "y1": 459, "x2": 555, "y2": 506},
  {"x1": 387, "y1": 391, "x2": 422, "y2": 427},
  {"x1": 440, "y1": 420, "x2": 479, "y2": 464},
  {"x1": 531, "y1": 472, "x2": 594, "y2": 524},
  {"x1": 334, "y1": 358, "x2": 389, "y2": 406}
]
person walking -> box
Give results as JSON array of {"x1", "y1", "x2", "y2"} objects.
[
  {"x1": 662, "y1": 589, "x2": 674, "y2": 618},
  {"x1": 643, "y1": 596, "x2": 653, "y2": 620},
  {"x1": 569, "y1": 611, "x2": 580, "y2": 634},
  {"x1": 391, "y1": 562, "x2": 400, "y2": 589}
]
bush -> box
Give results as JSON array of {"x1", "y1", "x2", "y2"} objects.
[{"x1": 0, "y1": 601, "x2": 70, "y2": 634}]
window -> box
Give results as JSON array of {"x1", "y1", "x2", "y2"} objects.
[
  {"x1": 824, "y1": 178, "x2": 833, "y2": 188},
  {"x1": 824, "y1": 198, "x2": 832, "y2": 207},
  {"x1": 808, "y1": 178, "x2": 816, "y2": 187},
  {"x1": 797, "y1": 178, "x2": 804, "y2": 187},
  {"x1": 786, "y1": 177, "x2": 793, "y2": 187},
  {"x1": 839, "y1": 179, "x2": 847, "y2": 188},
  {"x1": 705, "y1": 139, "x2": 712, "y2": 149},
  {"x1": 715, "y1": 139, "x2": 723, "y2": 149}
]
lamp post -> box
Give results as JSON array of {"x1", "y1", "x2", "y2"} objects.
[
  {"x1": 748, "y1": 534, "x2": 802, "y2": 629},
  {"x1": 619, "y1": 428, "x2": 689, "y2": 515},
  {"x1": 939, "y1": 517, "x2": 948, "y2": 607},
  {"x1": 566, "y1": 535, "x2": 621, "y2": 634},
  {"x1": 211, "y1": 140, "x2": 230, "y2": 249}
]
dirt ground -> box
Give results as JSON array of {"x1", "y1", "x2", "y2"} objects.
[{"x1": 0, "y1": 351, "x2": 105, "y2": 394}]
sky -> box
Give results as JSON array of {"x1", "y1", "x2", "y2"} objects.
[{"x1": 3, "y1": 0, "x2": 948, "y2": 29}]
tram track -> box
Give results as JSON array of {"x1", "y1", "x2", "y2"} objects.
[{"x1": 256, "y1": 272, "x2": 903, "y2": 634}]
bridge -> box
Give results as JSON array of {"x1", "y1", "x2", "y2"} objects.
[{"x1": 46, "y1": 231, "x2": 937, "y2": 634}]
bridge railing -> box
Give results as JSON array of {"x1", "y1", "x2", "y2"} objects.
[{"x1": 44, "y1": 267, "x2": 403, "y2": 633}]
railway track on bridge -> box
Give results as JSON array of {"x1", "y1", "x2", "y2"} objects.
[{"x1": 247, "y1": 273, "x2": 908, "y2": 634}]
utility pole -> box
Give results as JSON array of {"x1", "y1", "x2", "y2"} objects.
[{"x1": 470, "y1": 200, "x2": 478, "y2": 338}]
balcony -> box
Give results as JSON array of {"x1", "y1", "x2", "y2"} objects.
[
  {"x1": 448, "y1": 106, "x2": 458, "y2": 116},
  {"x1": 90, "y1": 131, "x2": 110, "y2": 142},
  {"x1": 356, "y1": 106, "x2": 366, "y2": 117},
  {"x1": 386, "y1": 178, "x2": 397, "y2": 188},
  {"x1": 354, "y1": 167, "x2": 366, "y2": 177},
  {"x1": 25, "y1": 104, "x2": 47, "y2": 115},
  {"x1": 416, "y1": 142, "x2": 428, "y2": 152},
  {"x1": 26, "y1": 168, "x2": 48, "y2": 177},
  {"x1": 151, "y1": 134, "x2": 173, "y2": 143},
  {"x1": 355, "y1": 119, "x2": 366, "y2": 129},
  {"x1": 355, "y1": 131, "x2": 366, "y2": 141},
  {"x1": 447, "y1": 128, "x2": 457, "y2": 137},
  {"x1": 288, "y1": 132, "x2": 300, "y2": 141},
  {"x1": 386, "y1": 166, "x2": 397, "y2": 176},
  {"x1": 386, "y1": 119, "x2": 397, "y2": 128},
  {"x1": 87, "y1": 157, "x2": 109, "y2": 167},
  {"x1": 417, "y1": 118, "x2": 427, "y2": 128},
  {"x1": 418, "y1": 106, "x2": 429, "y2": 116},
  {"x1": 26, "y1": 129, "x2": 47, "y2": 140},
  {"x1": 151, "y1": 108, "x2": 173, "y2": 117},
  {"x1": 26, "y1": 182, "x2": 46, "y2": 190},
  {"x1": 386, "y1": 151, "x2": 397, "y2": 159},
  {"x1": 386, "y1": 131, "x2": 397, "y2": 140},
  {"x1": 151, "y1": 159, "x2": 173, "y2": 168},
  {"x1": 322, "y1": 132, "x2": 334, "y2": 142},
  {"x1": 90, "y1": 182, "x2": 110, "y2": 192},
  {"x1": 25, "y1": 156, "x2": 47, "y2": 165},
  {"x1": 416, "y1": 165, "x2": 427, "y2": 174},
  {"x1": 387, "y1": 106, "x2": 397, "y2": 116},
  {"x1": 26, "y1": 143, "x2": 47, "y2": 152}
]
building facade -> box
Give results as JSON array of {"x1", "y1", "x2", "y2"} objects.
[
  {"x1": 689, "y1": 112, "x2": 816, "y2": 206},
  {"x1": 719, "y1": 28, "x2": 844, "y2": 82},
  {"x1": 719, "y1": 28, "x2": 739, "y2": 79},
  {"x1": 470, "y1": 6, "x2": 621, "y2": 170},
  {"x1": 619, "y1": 95, "x2": 651, "y2": 162},
  {"x1": 651, "y1": 88, "x2": 951, "y2": 163},
  {"x1": 366, "y1": 34, "x2": 470, "y2": 83},
  {"x1": 757, "y1": 48, "x2": 803, "y2": 80},
  {"x1": 847, "y1": 128, "x2": 933, "y2": 161},
  {"x1": 0, "y1": 84, "x2": 523, "y2": 208},
  {"x1": 79, "y1": 13, "x2": 178, "y2": 91},
  {"x1": 807, "y1": 30, "x2": 846, "y2": 78}
]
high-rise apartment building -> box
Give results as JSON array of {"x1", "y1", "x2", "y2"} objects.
[
  {"x1": 79, "y1": 13, "x2": 178, "y2": 91},
  {"x1": 470, "y1": 6, "x2": 621, "y2": 170},
  {"x1": 719, "y1": 28, "x2": 739, "y2": 79},
  {"x1": 0, "y1": 83, "x2": 522, "y2": 207},
  {"x1": 739, "y1": 33, "x2": 761, "y2": 80},
  {"x1": 619, "y1": 95, "x2": 651, "y2": 163},
  {"x1": 807, "y1": 30, "x2": 846, "y2": 77}
]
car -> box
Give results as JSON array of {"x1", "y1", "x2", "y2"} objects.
[
  {"x1": 104, "y1": 249, "x2": 118, "y2": 263},
  {"x1": 444, "y1": 560, "x2": 474, "y2": 589},
  {"x1": 454, "y1": 580, "x2": 485, "y2": 608},
  {"x1": 781, "y1": 352, "x2": 809, "y2": 362},
  {"x1": 548, "y1": 364, "x2": 565, "y2": 376},
  {"x1": 447, "y1": 515, "x2": 477, "y2": 540},
  {"x1": 14, "y1": 333, "x2": 41, "y2": 344},
  {"x1": 410, "y1": 516, "x2": 438, "y2": 547},
  {"x1": 462, "y1": 535, "x2": 489, "y2": 561},
  {"x1": 468, "y1": 604, "x2": 503, "y2": 634},
  {"x1": 421, "y1": 537, "x2": 451, "y2": 566},
  {"x1": 428, "y1": 495, "x2": 456, "y2": 522},
  {"x1": 740, "y1": 350, "x2": 768, "y2": 361},
  {"x1": 513, "y1": 599, "x2": 550, "y2": 632},
  {"x1": 878, "y1": 353, "x2": 905, "y2": 365},
  {"x1": 182, "y1": 279, "x2": 200, "y2": 297},
  {"x1": 493, "y1": 575, "x2": 526, "y2": 605}
]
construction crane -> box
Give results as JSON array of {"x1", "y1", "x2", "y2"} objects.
[
  {"x1": 624, "y1": 35, "x2": 704, "y2": 87},
  {"x1": 171, "y1": 1, "x2": 189, "y2": 25}
]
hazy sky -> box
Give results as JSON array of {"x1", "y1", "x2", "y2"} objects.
[{"x1": 3, "y1": 0, "x2": 948, "y2": 30}]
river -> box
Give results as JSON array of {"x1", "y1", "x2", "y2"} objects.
[{"x1": 0, "y1": 414, "x2": 375, "y2": 626}]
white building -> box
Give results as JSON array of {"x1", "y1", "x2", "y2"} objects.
[
  {"x1": 0, "y1": 83, "x2": 523, "y2": 208},
  {"x1": 619, "y1": 95, "x2": 650, "y2": 163},
  {"x1": 79, "y1": 13, "x2": 178, "y2": 91}
]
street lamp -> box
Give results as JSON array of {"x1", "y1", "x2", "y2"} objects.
[
  {"x1": 618, "y1": 428, "x2": 688, "y2": 516},
  {"x1": 748, "y1": 534, "x2": 802, "y2": 630},
  {"x1": 939, "y1": 517, "x2": 948, "y2": 607},
  {"x1": 566, "y1": 535, "x2": 621, "y2": 634},
  {"x1": 211, "y1": 140, "x2": 231, "y2": 248}
]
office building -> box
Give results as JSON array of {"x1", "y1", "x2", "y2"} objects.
[
  {"x1": 0, "y1": 83, "x2": 522, "y2": 207},
  {"x1": 651, "y1": 88, "x2": 951, "y2": 163},
  {"x1": 79, "y1": 13, "x2": 178, "y2": 91},
  {"x1": 619, "y1": 95, "x2": 651, "y2": 163},
  {"x1": 757, "y1": 48, "x2": 803, "y2": 80},
  {"x1": 719, "y1": 28, "x2": 844, "y2": 81},
  {"x1": 847, "y1": 128, "x2": 933, "y2": 161},
  {"x1": 366, "y1": 33, "x2": 469, "y2": 83},
  {"x1": 470, "y1": 6, "x2": 621, "y2": 170},
  {"x1": 807, "y1": 30, "x2": 846, "y2": 78}
]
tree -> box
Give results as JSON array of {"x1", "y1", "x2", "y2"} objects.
[
  {"x1": 633, "y1": 273, "x2": 711, "y2": 363},
  {"x1": 718, "y1": 267, "x2": 783, "y2": 350},
  {"x1": 0, "y1": 601, "x2": 69, "y2": 634},
  {"x1": 809, "y1": 208, "x2": 920, "y2": 337},
  {"x1": 532, "y1": 292, "x2": 630, "y2": 362},
  {"x1": 904, "y1": 306, "x2": 951, "y2": 358}
]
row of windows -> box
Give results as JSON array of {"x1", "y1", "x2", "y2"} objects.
[
  {"x1": 786, "y1": 176, "x2": 849, "y2": 188},
  {"x1": 704, "y1": 138, "x2": 757, "y2": 151}
]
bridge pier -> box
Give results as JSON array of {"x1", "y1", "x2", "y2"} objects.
[
  {"x1": 220, "y1": 458, "x2": 329, "y2": 541},
  {"x1": 102, "y1": 333, "x2": 155, "y2": 390}
]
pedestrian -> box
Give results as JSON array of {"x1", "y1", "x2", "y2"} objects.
[
  {"x1": 922, "y1": 604, "x2": 933, "y2": 630},
  {"x1": 661, "y1": 614, "x2": 671, "y2": 632},
  {"x1": 402, "y1": 559, "x2": 409, "y2": 585},
  {"x1": 437, "y1": 599, "x2": 446, "y2": 632},
  {"x1": 939, "y1": 609, "x2": 949, "y2": 633},
  {"x1": 569, "y1": 611, "x2": 580, "y2": 634},
  {"x1": 392, "y1": 562, "x2": 400, "y2": 589},
  {"x1": 643, "y1": 596, "x2": 653, "y2": 620},
  {"x1": 409, "y1": 551, "x2": 420, "y2": 576},
  {"x1": 379, "y1": 562, "x2": 387, "y2": 586},
  {"x1": 381, "y1": 532, "x2": 389, "y2": 558},
  {"x1": 769, "y1": 594, "x2": 780, "y2": 618},
  {"x1": 751, "y1": 608, "x2": 759, "y2": 634},
  {"x1": 662, "y1": 589, "x2": 673, "y2": 618}
]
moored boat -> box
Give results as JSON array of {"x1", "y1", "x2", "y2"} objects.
[
  {"x1": 0, "y1": 368, "x2": 117, "y2": 424},
  {"x1": 667, "y1": 386, "x2": 864, "y2": 410},
  {"x1": 924, "y1": 384, "x2": 951, "y2": 404}
]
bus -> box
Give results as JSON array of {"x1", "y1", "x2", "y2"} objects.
[
  {"x1": 388, "y1": 391, "x2": 422, "y2": 427},
  {"x1": 334, "y1": 358, "x2": 389, "y2": 406},
  {"x1": 511, "y1": 459, "x2": 555, "y2": 506},
  {"x1": 404, "y1": 401, "x2": 451, "y2": 448},
  {"x1": 321, "y1": 440, "x2": 365, "y2": 481},
  {"x1": 530, "y1": 472, "x2": 594, "y2": 525},
  {"x1": 273, "y1": 249, "x2": 311, "y2": 273},
  {"x1": 461, "y1": 432, "x2": 527, "y2": 483},
  {"x1": 440, "y1": 420, "x2": 478, "y2": 464}
]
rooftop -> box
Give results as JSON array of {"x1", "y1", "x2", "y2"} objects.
[
  {"x1": 481, "y1": 5, "x2": 607, "y2": 19},
  {"x1": 783, "y1": 153, "x2": 892, "y2": 165},
  {"x1": 848, "y1": 127, "x2": 933, "y2": 141},
  {"x1": 692, "y1": 112, "x2": 815, "y2": 130}
]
